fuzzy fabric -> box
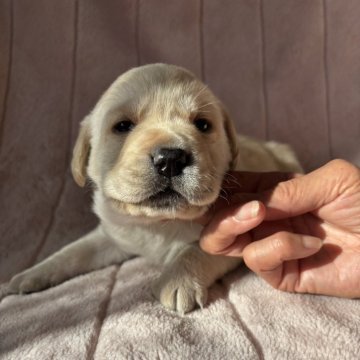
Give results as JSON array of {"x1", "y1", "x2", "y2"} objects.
[
  {"x1": 1, "y1": 261, "x2": 360, "y2": 359},
  {"x1": 1, "y1": 0, "x2": 359, "y2": 359}
]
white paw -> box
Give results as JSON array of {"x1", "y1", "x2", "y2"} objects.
[
  {"x1": 152, "y1": 270, "x2": 208, "y2": 314},
  {"x1": 9, "y1": 267, "x2": 58, "y2": 294}
]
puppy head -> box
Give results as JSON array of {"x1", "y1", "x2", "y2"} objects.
[{"x1": 71, "y1": 64, "x2": 238, "y2": 220}]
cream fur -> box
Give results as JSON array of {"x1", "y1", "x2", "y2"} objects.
[{"x1": 9, "y1": 64, "x2": 301, "y2": 314}]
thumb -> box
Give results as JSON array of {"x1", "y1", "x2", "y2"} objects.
[
  {"x1": 233, "y1": 160, "x2": 346, "y2": 221},
  {"x1": 261, "y1": 175, "x2": 327, "y2": 220}
]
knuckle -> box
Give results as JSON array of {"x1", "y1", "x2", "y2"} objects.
[
  {"x1": 329, "y1": 159, "x2": 359, "y2": 176},
  {"x1": 270, "y1": 231, "x2": 292, "y2": 254},
  {"x1": 275, "y1": 181, "x2": 299, "y2": 212},
  {"x1": 329, "y1": 158, "x2": 351, "y2": 169},
  {"x1": 243, "y1": 242, "x2": 260, "y2": 269},
  {"x1": 328, "y1": 159, "x2": 360, "y2": 192}
]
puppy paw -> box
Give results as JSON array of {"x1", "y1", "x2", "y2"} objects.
[
  {"x1": 9, "y1": 267, "x2": 57, "y2": 294},
  {"x1": 152, "y1": 271, "x2": 208, "y2": 314}
]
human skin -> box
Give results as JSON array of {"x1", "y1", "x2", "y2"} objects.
[{"x1": 199, "y1": 159, "x2": 360, "y2": 298}]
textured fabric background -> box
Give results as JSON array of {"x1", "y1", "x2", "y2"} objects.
[{"x1": 0, "y1": 1, "x2": 359, "y2": 359}]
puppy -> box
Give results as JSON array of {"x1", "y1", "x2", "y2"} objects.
[{"x1": 9, "y1": 64, "x2": 301, "y2": 314}]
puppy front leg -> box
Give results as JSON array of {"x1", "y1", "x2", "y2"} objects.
[
  {"x1": 152, "y1": 245, "x2": 241, "y2": 314},
  {"x1": 9, "y1": 225, "x2": 131, "y2": 294}
]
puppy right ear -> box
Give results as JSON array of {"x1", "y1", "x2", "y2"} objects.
[{"x1": 71, "y1": 117, "x2": 91, "y2": 187}]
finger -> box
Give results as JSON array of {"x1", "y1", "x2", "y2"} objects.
[
  {"x1": 200, "y1": 201, "x2": 265, "y2": 256},
  {"x1": 231, "y1": 161, "x2": 353, "y2": 221},
  {"x1": 259, "y1": 160, "x2": 354, "y2": 220},
  {"x1": 242, "y1": 231, "x2": 322, "y2": 290},
  {"x1": 215, "y1": 233, "x2": 254, "y2": 257}
]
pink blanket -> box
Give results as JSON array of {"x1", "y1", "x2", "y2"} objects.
[{"x1": 1, "y1": 259, "x2": 360, "y2": 359}]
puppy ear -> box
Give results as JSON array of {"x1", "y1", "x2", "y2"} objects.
[
  {"x1": 221, "y1": 106, "x2": 239, "y2": 169},
  {"x1": 71, "y1": 117, "x2": 91, "y2": 187}
]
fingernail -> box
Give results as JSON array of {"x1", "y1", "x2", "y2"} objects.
[
  {"x1": 302, "y1": 236, "x2": 322, "y2": 249},
  {"x1": 233, "y1": 201, "x2": 260, "y2": 221}
]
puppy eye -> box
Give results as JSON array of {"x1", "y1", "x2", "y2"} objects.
[
  {"x1": 112, "y1": 119, "x2": 135, "y2": 133},
  {"x1": 194, "y1": 118, "x2": 212, "y2": 133}
]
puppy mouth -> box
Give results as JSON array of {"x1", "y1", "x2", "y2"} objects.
[{"x1": 142, "y1": 186, "x2": 186, "y2": 208}]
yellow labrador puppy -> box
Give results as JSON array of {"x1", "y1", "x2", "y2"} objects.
[{"x1": 10, "y1": 64, "x2": 301, "y2": 313}]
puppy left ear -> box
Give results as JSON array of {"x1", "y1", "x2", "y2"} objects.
[
  {"x1": 71, "y1": 117, "x2": 91, "y2": 187},
  {"x1": 221, "y1": 106, "x2": 239, "y2": 169}
]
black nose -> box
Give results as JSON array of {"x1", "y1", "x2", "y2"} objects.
[{"x1": 152, "y1": 148, "x2": 190, "y2": 178}]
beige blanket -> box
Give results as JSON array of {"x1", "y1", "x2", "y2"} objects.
[{"x1": 1, "y1": 259, "x2": 359, "y2": 359}]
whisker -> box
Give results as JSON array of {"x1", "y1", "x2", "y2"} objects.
[
  {"x1": 224, "y1": 172, "x2": 242, "y2": 188},
  {"x1": 218, "y1": 193, "x2": 230, "y2": 205}
]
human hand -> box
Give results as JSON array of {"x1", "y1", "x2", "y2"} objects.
[{"x1": 200, "y1": 160, "x2": 360, "y2": 298}]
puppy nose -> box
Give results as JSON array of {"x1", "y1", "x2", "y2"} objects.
[{"x1": 152, "y1": 148, "x2": 190, "y2": 178}]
